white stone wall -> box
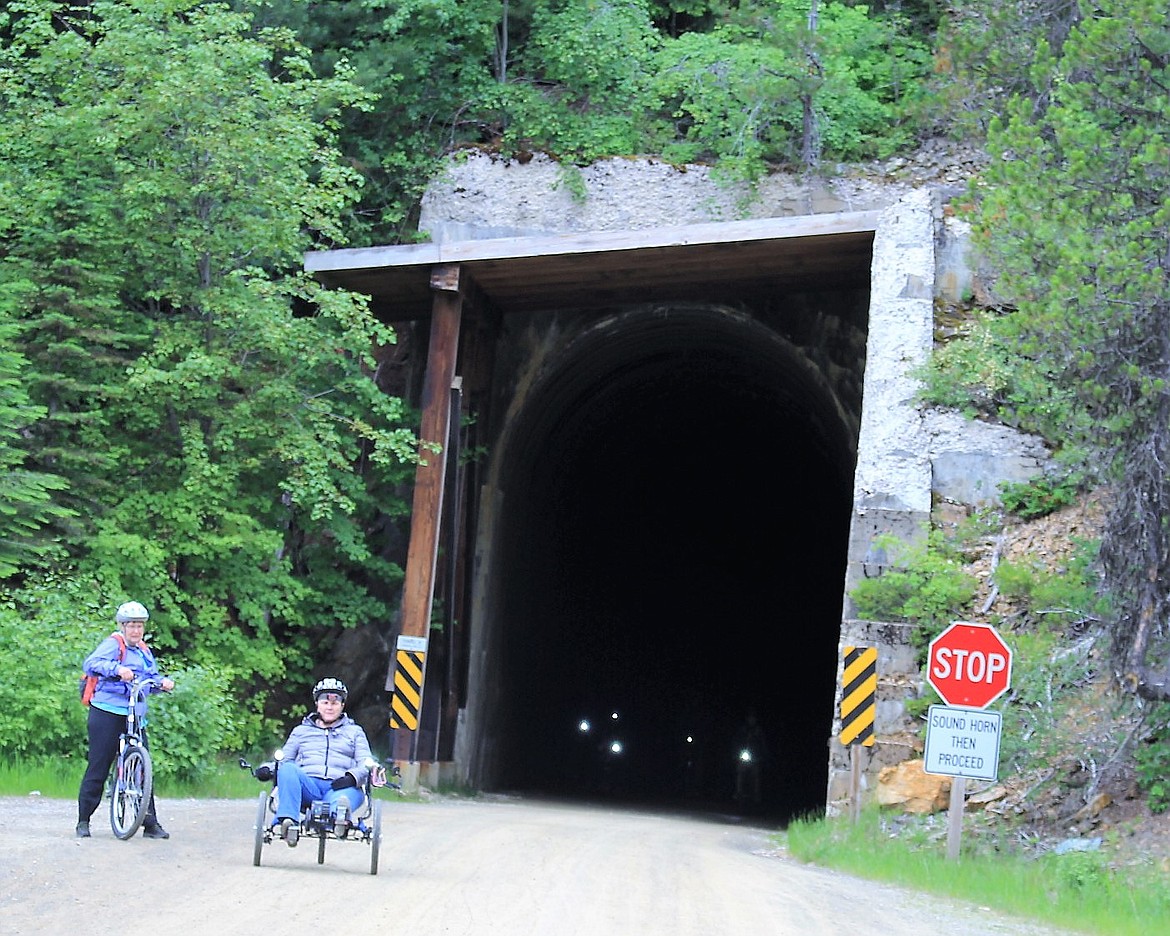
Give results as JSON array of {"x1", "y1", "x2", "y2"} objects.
[
  {"x1": 851, "y1": 188, "x2": 936, "y2": 516},
  {"x1": 420, "y1": 151, "x2": 910, "y2": 240}
]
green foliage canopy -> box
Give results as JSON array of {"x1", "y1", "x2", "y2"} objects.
[
  {"x1": 272, "y1": 0, "x2": 934, "y2": 244},
  {"x1": 0, "y1": 0, "x2": 417, "y2": 714}
]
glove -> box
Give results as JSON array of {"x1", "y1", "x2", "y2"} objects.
[
  {"x1": 330, "y1": 773, "x2": 357, "y2": 791},
  {"x1": 253, "y1": 764, "x2": 274, "y2": 782}
]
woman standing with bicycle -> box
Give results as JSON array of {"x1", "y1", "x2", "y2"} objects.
[{"x1": 76, "y1": 600, "x2": 174, "y2": 839}]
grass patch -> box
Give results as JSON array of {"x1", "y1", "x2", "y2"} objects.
[
  {"x1": 1, "y1": 755, "x2": 423, "y2": 803},
  {"x1": 0, "y1": 755, "x2": 264, "y2": 800},
  {"x1": 784, "y1": 809, "x2": 1170, "y2": 936},
  {"x1": 0, "y1": 757, "x2": 85, "y2": 799}
]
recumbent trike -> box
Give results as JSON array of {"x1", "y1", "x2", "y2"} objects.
[{"x1": 240, "y1": 749, "x2": 401, "y2": 875}]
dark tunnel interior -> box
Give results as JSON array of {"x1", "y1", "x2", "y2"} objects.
[{"x1": 483, "y1": 306, "x2": 860, "y2": 826}]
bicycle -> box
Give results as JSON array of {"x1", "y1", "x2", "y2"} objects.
[{"x1": 109, "y1": 677, "x2": 164, "y2": 840}]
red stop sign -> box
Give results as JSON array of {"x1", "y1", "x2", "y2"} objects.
[{"x1": 927, "y1": 622, "x2": 1013, "y2": 708}]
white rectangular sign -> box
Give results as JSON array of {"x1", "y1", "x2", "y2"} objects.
[
  {"x1": 923, "y1": 704, "x2": 1002, "y2": 781},
  {"x1": 396, "y1": 634, "x2": 429, "y2": 652}
]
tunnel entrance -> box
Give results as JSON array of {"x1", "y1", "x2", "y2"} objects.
[
  {"x1": 304, "y1": 209, "x2": 892, "y2": 820},
  {"x1": 482, "y1": 304, "x2": 859, "y2": 823}
]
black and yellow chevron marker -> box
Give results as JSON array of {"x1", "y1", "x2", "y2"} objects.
[
  {"x1": 389, "y1": 647, "x2": 425, "y2": 730},
  {"x1": 839, "y1": 645, "x2": 877, "y2": 747}
]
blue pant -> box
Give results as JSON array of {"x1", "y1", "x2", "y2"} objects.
[{"x1": 274, "y1": 761, "x2": 362, "y2": 822}]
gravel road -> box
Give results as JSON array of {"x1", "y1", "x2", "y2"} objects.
[{"x1": 0, "y1": 793, "x2": 1078, "y2": 935}]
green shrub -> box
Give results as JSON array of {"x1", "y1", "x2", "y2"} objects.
[
  {"x1": 848, "y1": 530, "x2": 977, "y2": 658},
  {"x1": 1000, "y1": 474, "x2": 1081, "y2": 520},
  {"x1": 0, "y1": 575, "x2": 243, "y2": 783},
  {"x1": 991, "y1": 538, "x2": 1105, "y2": 631},
  {"x1": 1044, "y1": 848, "x2": 1111, "y2": 891},
  {"x1": 147, "y1": 663, "x2": 240, "y2": 785},
  {"x1": 0, "y1": 575, "x2": 109, "y2": 760},
  {"x1": 1136, "y1": 704, "x2": 1170, "y2": 813},
  {"x1": 995, "y1": 625, "x2": 1096, "y2": 768}
]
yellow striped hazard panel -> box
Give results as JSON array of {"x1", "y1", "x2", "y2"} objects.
[
  {"x1": 839, "y1": 645, "x2": 877, "y2": 747},
  {"x1": 389, "y1": 638, "x2": 426, "y2": 731}
]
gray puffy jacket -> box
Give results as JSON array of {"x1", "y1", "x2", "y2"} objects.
[{"x1": 282, "y1": 713, "x2": 373, "y2": 787}]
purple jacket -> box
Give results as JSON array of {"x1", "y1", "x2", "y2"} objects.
[{"x1": 83, "y1": 634, "x2": 164, "y2": 716}]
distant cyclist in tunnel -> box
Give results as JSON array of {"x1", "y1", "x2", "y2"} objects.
[
  {"x1": 271, "y1": 677, "x2": 373, "y2": 846},
  {"x1": 733, "y1": 709, "x2": 768, "y2": 807}
]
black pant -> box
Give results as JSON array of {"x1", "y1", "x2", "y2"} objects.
[{"x1": 77, "y1": 705, "x2": 158, "y2": 825}]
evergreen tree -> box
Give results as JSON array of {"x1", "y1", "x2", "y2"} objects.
[
  {"x1": 969, "y1": 0, "x2": 1170, "y2": 696},
  {"x1": 0, "y1": 321, "x2": 75, "y2": 577}
]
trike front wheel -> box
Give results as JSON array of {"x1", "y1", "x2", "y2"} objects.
[
  {"x1": 369, "y1": 800, "x2": 383, "y2": 875},
  {"x1": 253, "y1": 791, "x2": 268, "y2": 866}
]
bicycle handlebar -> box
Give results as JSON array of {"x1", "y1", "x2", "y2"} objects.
[{"x1": 125, "y1": 677, "x2": 165, "y2": 706}]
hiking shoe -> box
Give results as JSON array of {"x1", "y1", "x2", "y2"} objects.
[
  {"x1": 142, "y1": 822, "x2": 170, "y2": 840},
  {"x1": 75, "y1": 821, "x2": 91, "y2": 839},
  {"x1": 334, "y1": 817, "x2": 349, "y2": 839},
  {"x1": 280, "y1": 818, "x2": 299, "y2": 848}
]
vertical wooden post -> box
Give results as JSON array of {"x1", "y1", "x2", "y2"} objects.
[
  {"x1": 849, "y1": 744, "x2": 862, "y2": 825},
  {"x1": 388, "y1": 265, "x2": 463, "y2": 760}
]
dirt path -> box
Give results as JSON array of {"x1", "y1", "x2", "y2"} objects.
[{"x1": 0, "y1": 794, "x2": 1076, "y2": 935}]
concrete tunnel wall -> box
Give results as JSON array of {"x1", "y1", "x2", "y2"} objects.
[{"x1": 457, "y1": 291, "x2": 877, "y2": 821}]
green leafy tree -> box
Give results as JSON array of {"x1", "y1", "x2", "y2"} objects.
[
  {"x1": 254, "y1": 0, "x2": 934, "y2": 235},
  {"x1": 258, "y1": 0, "x2": 503, "y2": 244},
  {"x1": 649, "y1": 0, "x2": 725, "y2": 38},
  {"x1": 651, "y1": 1, "x2": 930, "y2": 178},
  {"x1": 961, "y1": 0, "x2": 1170, "y2": 697},
  {"x1": 0, "y1": 1, "x2": 417, "y2": 703},
  {"x1": 490, "y1": 0, "x2": 663, "y2": 162}
]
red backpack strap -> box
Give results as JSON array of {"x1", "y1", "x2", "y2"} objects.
[{"x1": 110, "y1": 631, "x2": 148, "y2": 656}]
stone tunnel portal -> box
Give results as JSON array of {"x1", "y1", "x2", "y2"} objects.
[{"x1": 474, "y1": 302, "x2": 863, "y2": 823}]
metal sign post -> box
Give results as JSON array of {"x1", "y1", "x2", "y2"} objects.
[{"x1": 923, "y1": 704, "x2": 1004, "y2": 861}]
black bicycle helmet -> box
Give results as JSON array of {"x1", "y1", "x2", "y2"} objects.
[{"x1": 312, "y1": 677, "x2": 348, "y2": 703}]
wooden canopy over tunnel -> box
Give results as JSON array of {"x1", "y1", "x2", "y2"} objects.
[{"x1": 306, "y1": 213, "x2": 878, "y2": 319}]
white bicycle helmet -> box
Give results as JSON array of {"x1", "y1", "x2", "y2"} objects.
[
  {"x1": 115, "y1": 600, "x2": 150, "y2": 623},
  {"x1": 313, "y1": 677, "x2": 348, "y2": 702}
]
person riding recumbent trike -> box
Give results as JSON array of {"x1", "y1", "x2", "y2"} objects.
[
  {"x1": 242, "y1": 748, "x2": 401, "y2": 874},
  {"x1": 241, "y1": 675, "x2": 400, "y2": 875}
]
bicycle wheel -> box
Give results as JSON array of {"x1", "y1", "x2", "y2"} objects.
[
  {"x1": 253, "y1": 791, "x2": 268, "y2": 866},
  {"x1": 369, "y1": 800, "x2": 383, "y2": 876},
  {"x1": 109, "y1": 742, "x2": 152, "y2": 840}
]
